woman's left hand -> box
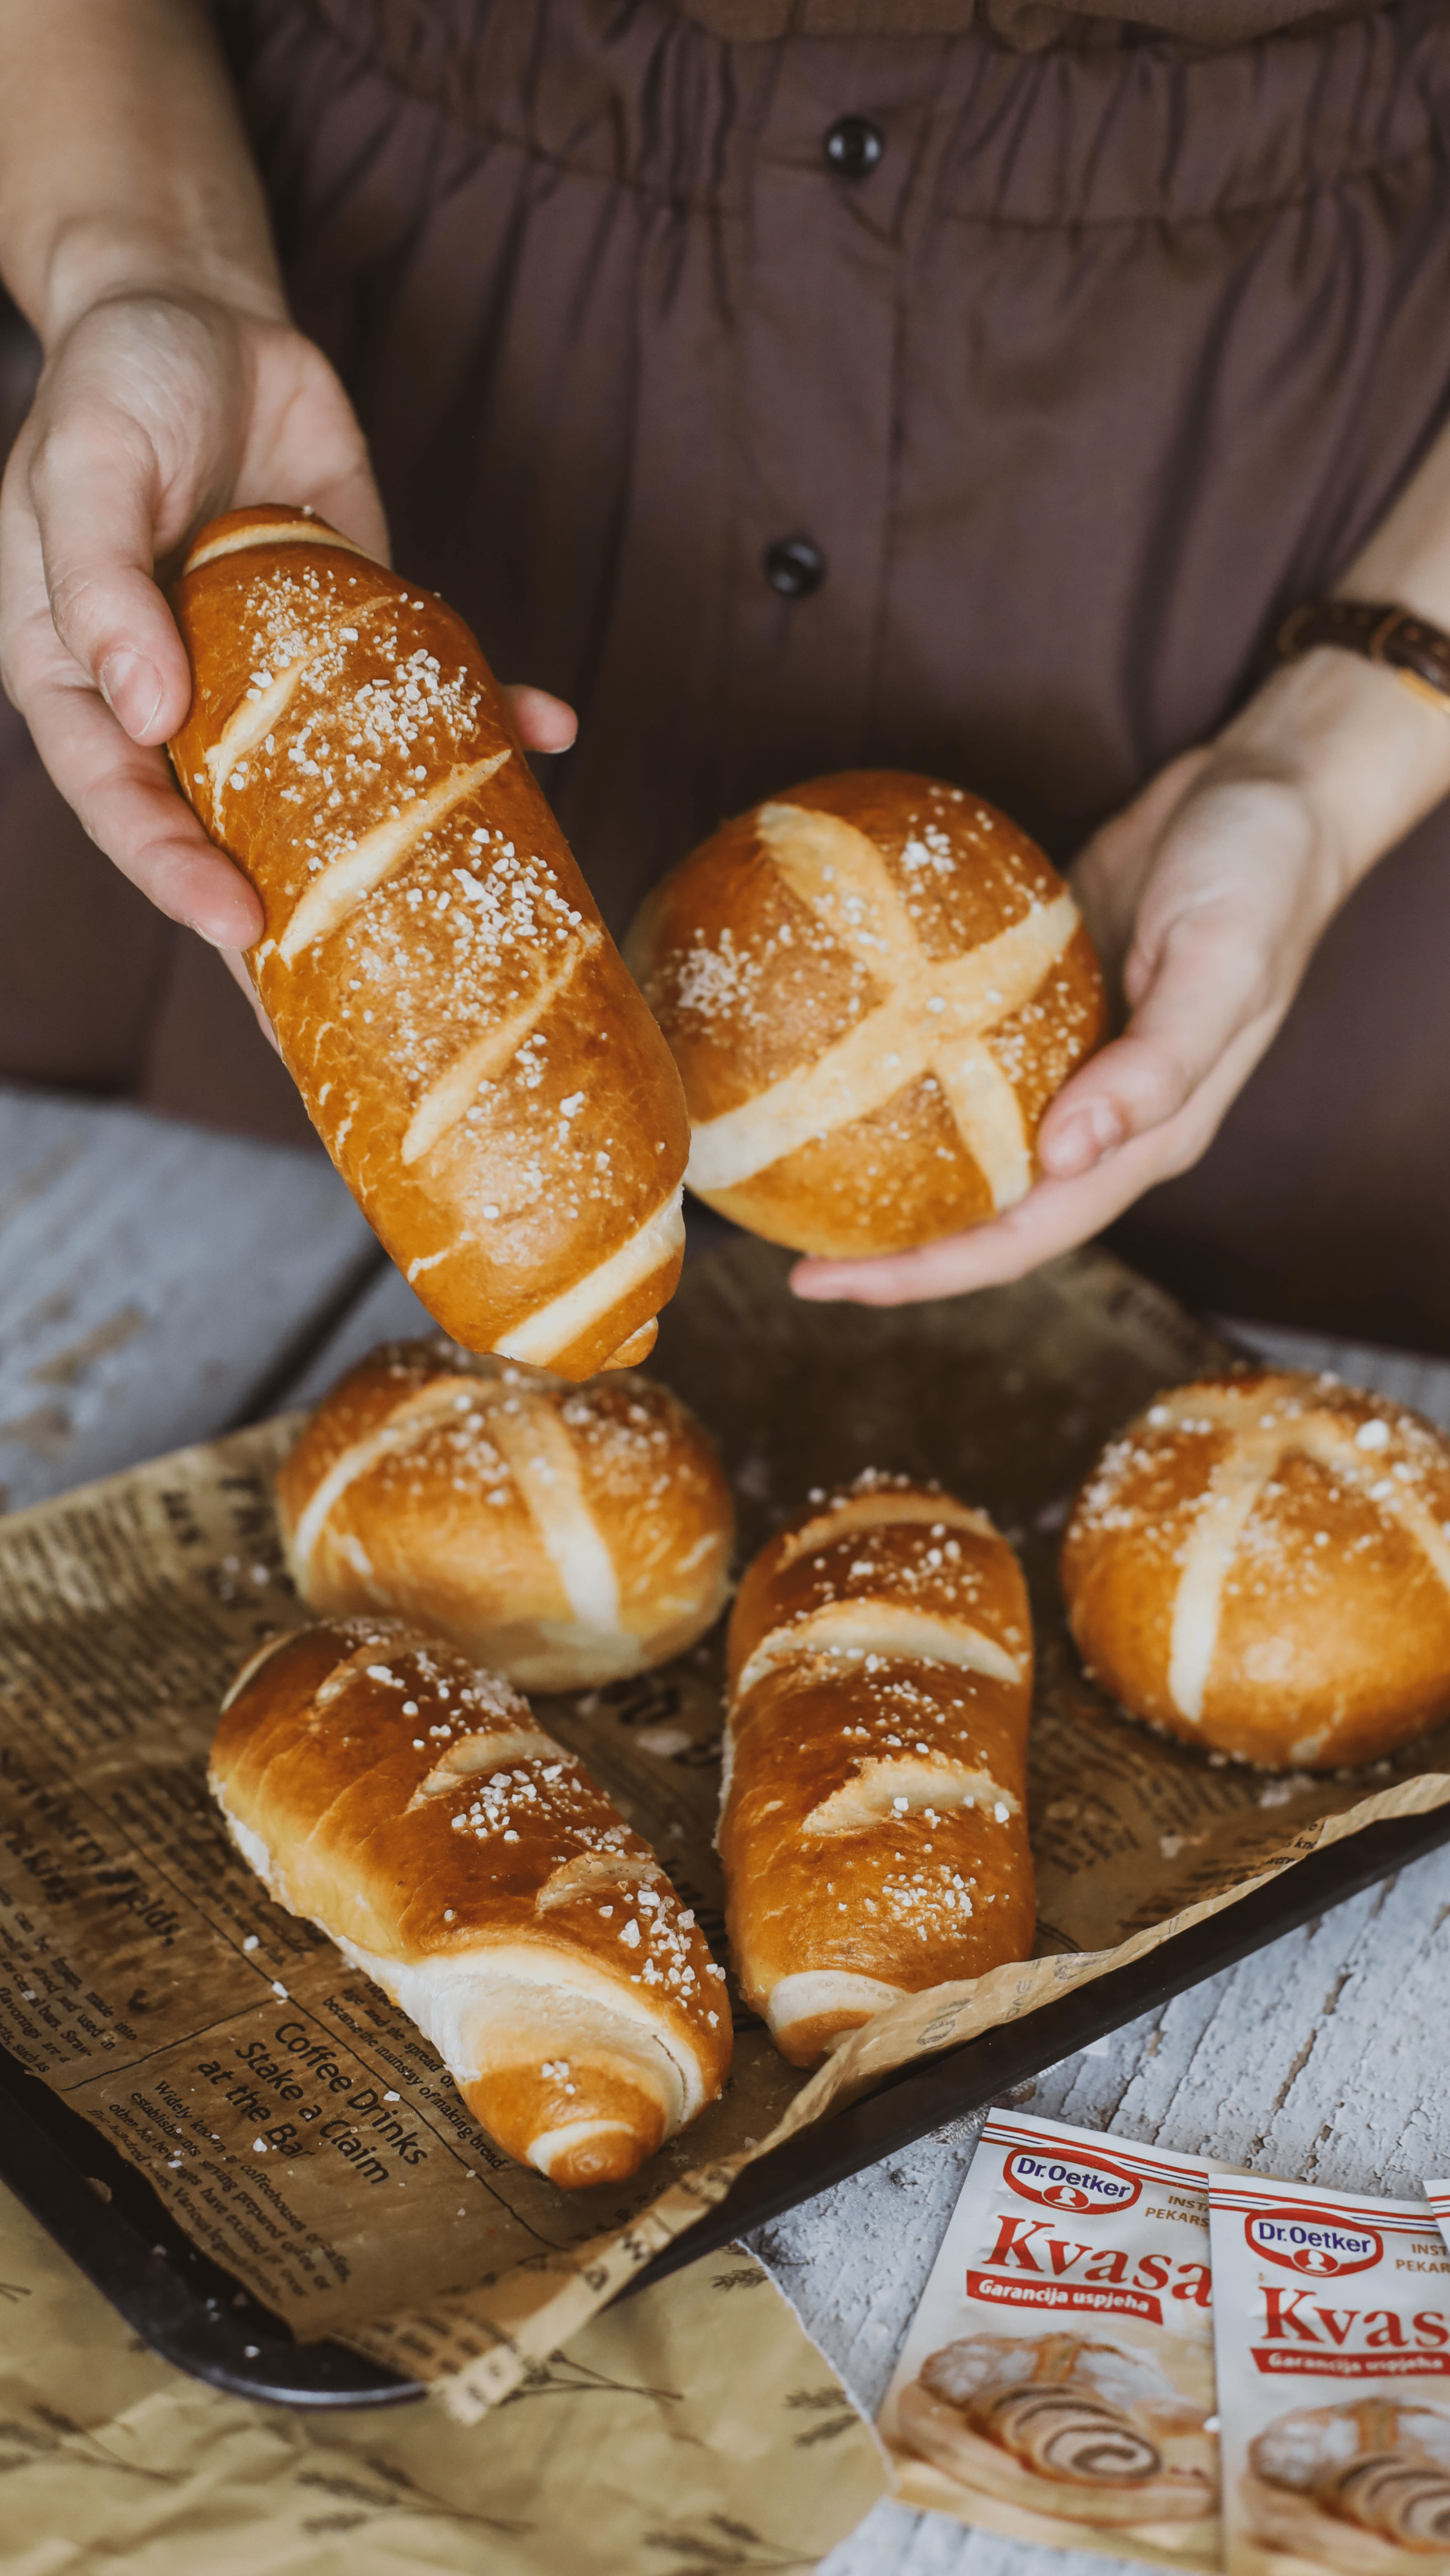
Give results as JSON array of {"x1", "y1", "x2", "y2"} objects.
[{"x1": 791, "y1": 643, "x2": 1450, "y2": 1310}]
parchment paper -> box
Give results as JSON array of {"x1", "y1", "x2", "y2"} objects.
[
  {"x1": 2, "y1": 1236, "x2": 1447, "y2": 2420},
  {"x1": 0, "y1": 2178, "x2": 887, "y2": 2573}
]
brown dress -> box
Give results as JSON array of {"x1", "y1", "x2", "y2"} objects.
[{"x1": 5, "y1": 0, "x2": 1450, "y2": 1345}]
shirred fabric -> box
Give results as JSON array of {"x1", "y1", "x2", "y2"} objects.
[
  {"x1": 208, "y1": 0, "x2": 1450, "y2": 1350},
  {"x1": 4, "y1": 0, "x2": 1449, "y2": 1344},
  {"x1": 223, "y1": 0, "x2": 1450, "y2": 930},
  {"x1": 196, "y1": 0, "x2": 1450, "y2": 1347},
  {"x1": 671, "y1": 2, "x2": 1379, "y2": 48}
]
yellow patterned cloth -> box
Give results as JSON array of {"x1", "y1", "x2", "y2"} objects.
[{"x1": 0, "y1": 2185, "x2": 886, "y2": 2574}]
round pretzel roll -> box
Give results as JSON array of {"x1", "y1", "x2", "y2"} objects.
[
  {"x1": 276, "y1": 1341, "x2": 735, "y2": 1692},
  {"x1": 625, "y1": 769, "x2": 1106, "y2": 1259},
  {"x1": 1060, "y1": 1370, "x2": 1450, "y2": 1770}
]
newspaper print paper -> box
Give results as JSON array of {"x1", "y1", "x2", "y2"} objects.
[
  {"x1": 0, "y1": 2176, "x2": 887, "y2": 2573},
  {"x1": 1, "y1": 1235, "x2": 1447, "y2": 2411}
]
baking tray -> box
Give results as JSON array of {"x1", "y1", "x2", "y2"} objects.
[{"x1": 4, "y1": 1794, "x2": 1447, "y2": 2408}]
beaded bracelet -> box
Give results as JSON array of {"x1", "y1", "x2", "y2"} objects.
[{"x1": 1277, "y1": 599, "x2": 1450, "y2": 712}]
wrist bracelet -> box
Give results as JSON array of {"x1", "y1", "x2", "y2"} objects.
[{"x1": 1277, "y1": 599, "x2": 1450, "y2": 713}]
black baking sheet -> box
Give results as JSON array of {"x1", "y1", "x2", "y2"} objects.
[{"x1": 3, "y1": 1795, "x2": 1446, "y2": 2409}]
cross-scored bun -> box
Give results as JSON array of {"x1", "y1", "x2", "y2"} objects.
[
  {"x1": 1061, "y1": 1371, "x2": 1450, "y2": 1769},
  {"x1": 212, "y1": 1618, "x2": 732, "y2": 2187},
  {"x1": 168, "y1": 506, "x2": 689, "y2": 1377},
  {"x1": 718, "y1": 1474, "x2": 1035, "y2": 2066},
  {"x1": 625, "y1": 770, "x2": 1106, "y2": 1258},
  {"x1": 276, "y1": 1340, "x2": 734, "y2": 1690}
]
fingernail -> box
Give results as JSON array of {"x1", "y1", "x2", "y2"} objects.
[
  {"x1": 99, "y1": 649, "x2": 164, "y2": 739},
  {"x1": 1044, "y1": 1103, "x2": 1124, "y2": 1179},
  {"x1": 187, "y1": 916, "x2": 258, "y2": 953}
]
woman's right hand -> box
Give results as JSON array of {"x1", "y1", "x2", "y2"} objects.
[{"x1": 0, "y1": 287, "x2": 390, "y2": 948}]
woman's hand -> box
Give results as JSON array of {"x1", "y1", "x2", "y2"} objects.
[
  {"x1": 0, "y1": 0, "x2": 576, "y2": 1050},
  {"x1": 792, "y1": 644, "x2": 1450, "y2": 1310},
  {"x1": 0, "y1": 289, "x2": 577, "y2": 1031},
  {"x1": 0, "y1": 288, "x2": 388, "y2": 947}
]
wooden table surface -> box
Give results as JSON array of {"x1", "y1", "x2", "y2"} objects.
[{"x1": 4, "y1": 1080, "x2": 1448, "y2": 2576}]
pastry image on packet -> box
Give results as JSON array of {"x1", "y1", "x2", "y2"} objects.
[
  {"x1": 1209, "y1": 2171, "x2": 1450, "y2": 2576},
  {"x1": 878, "y1": 2110, "x2": 1219, "y2": 2565}
]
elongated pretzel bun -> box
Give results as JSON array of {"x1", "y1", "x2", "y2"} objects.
[
  {"x1": 212, "y1": 1618, "x2": 731, "y2": 2187},
  {"x1": 168, "y1": 506, "x2": 689, "y2": 1377},
  {"x1": 275, "y1": 1340, "x2": 734, "y2": 1689},
  {"x1": 718, "y1": 1473, "x2": 1035, "y2": 2066},
  {"x1": 625, "y1": 770, "x2": 1106, "y2": 1259},
  {"x1": 1060, "y1": 1370, "x2": 1450, "y2": 1769},
  {"x1": 899, "y1": 2334, "x2": 1215, "y2": 2530}
]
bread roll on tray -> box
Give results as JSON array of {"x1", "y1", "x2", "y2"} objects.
[
  {"x1": 626, "y1": 770, "x2": 1105, "y2": 1259},
  {"x1": 718, "y1": 1473, "x2": 1035, "y2": 2067},
  {"x1": 213, "y1": 1618, "x2": 731, "y2": 2187},
  {"x1": 1061, "y1": 1369, "x2": 1450, "y2": 1769},
  {"x1": 168, "y1": 505, "x2": 688, "y2": 1377},
  {"x1": 276, "y1": 1340, "x2": 734, "y2": 1689}
]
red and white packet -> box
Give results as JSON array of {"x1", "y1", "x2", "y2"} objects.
[
  {"x1": 878, "y1": 2109, "x2": 1219, "y2": 2566},
  {"x1": 1209, "y1": 2170, "x2": 1450, "y2": 2575}
]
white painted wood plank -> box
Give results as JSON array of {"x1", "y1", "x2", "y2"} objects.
[
  {"x1": 791, "y1": 1324, "x2": 1450, "y2": 2576},
  {"x1": 0, "y1": 1087, "x2": 378, "y2": 1513},
  {"x1": 276, "y1": 1258, "x2": 433, "y2": 1408},
  {"x1": 3, "y1": 1094, "x2": 1446, "y2": 2570},
  {"x1": 803, "y1": 1841, "x2": 1450, "y2": 2575}
]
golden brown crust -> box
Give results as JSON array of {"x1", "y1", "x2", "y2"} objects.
[
  {"x1": 1060, "y1": 1369, "x2": 1450, "y2": 1769},
  {"x1": 626, "y1": 770, "x2": 1106, "y2": 1260},
  {"x1": 719, "y1": 1474, "x2": 1035, "y2": 2066},
  {"x1": 211, "y1": 1616, "x2": 731, "y2": 2187},
  {"x1": 168, "y1": 507, "x2": 689, "y2": 1377},
  {"x1": 275, "y1": 1339, "x2": 734, "y2": 1690}
]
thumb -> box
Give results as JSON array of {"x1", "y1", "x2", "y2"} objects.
[
  {"x1": 28, "y1": 412, "x2": 193, "y2": 742},
  {"x1": 503, "y1": 683, "x2": 578, "y2": 754},
  {"x1": 1039, "y1": 897, "x2": 1276, "y2": 1180}
]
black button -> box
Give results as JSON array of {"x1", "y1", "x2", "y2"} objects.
[
  {"x1": 824, "y1": 115, "x2": 885, "y2": 180},
  {"x1": 763, "y1": 536, "x2": 826, "y2": 599}
]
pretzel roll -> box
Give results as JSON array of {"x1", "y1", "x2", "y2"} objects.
[
  {"x1": 168, "y1": 506, "x2": 689, "y2": 1377},
  {"x1": 1061, "y1": 1370, "x2": 1450, "y2": 1770},
  {"x1": 718, "y1": 1473, "x2": 1035, "y2": 2066},
  {"x1": 212, "y1": 1618, "x2": 731, "y2": 2187},
  {"x1": 276, "y1": 1340, "x2": 734, "y2": 1689},
  {"x1": 625, "y1": 770, "x2": 1105, "y2": 1258}
]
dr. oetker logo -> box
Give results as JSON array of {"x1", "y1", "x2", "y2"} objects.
[
  {"x1": 1004, "y1": 2149, "x2": 1140, "y2": 2214},
  {"x1": 1246, "y1": 2211, "x2": 1383, "y2": 2276}
]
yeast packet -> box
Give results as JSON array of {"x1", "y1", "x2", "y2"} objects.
[
  {"x1": 1210, "y1": 2170, "x2": 1450, "y2": 2574},
  {"x1": 879, "y1": 2108, "x2": 1219, "y2": 2565}
]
